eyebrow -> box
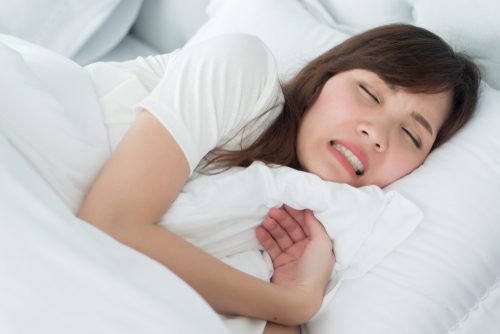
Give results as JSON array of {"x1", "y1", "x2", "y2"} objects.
[
  {"x1": 411, "y1": 111, "x2": 433, "y2": 135},
  {"x1": 378, "y1": 82, "x2": 435, "y2": 136}
]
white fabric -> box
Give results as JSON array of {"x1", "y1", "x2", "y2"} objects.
[
  {"x1": 188, "y1": 0, "x2": 500, "y2": 333},
  {"x1": 98, "y1": 34, "x2": 159, "y2": 63},
  {"x1": 0, "y1": 34, "x2": 110, "y2": 213},
  {"x1": 307, "y1": 84, "x2": 500, "y2": 334},
  {"x1": 0, "y1": 0, "x2": 143, "y2": 65},
  {"x1": 131, "y1": 0, "x2": 210, "y2": 54},
  {"x1": 305, "y1": 0, "x2": 500, "y2": 90},
  {"x1": 87, "y1": 34, "x2": 284, "y2": 174},
  {"x1": 190, "y1": 0, "x2": 500, "y2": 90},
  {"x1": 72, "y1": 0, "x2": 144, "y2": 64},
  {"x1": 187, "y1": 0, "x2": 350, "y2": 82},
  {"x1": 0, "y1": 0, "x2": 120, "y2": 58},
  {"x1": 0, "y1": 134, "x2": 230, "y2": 334},
  {"x1": 3, "y1": 0, "x2": 499, "y2": 332},
  {"x1": 163, "y1": 161, "x2": 422, "y2": 333},
  {"x1": 164, "y1": 161, "x2": 421, "y2": 276},
  {"x1": 0, "y1": 36, "x2": 230, "y2": 334}
]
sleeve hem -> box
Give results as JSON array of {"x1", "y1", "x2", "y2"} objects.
[{"x1": 135, "y1": 102, "x2": 199, "y2": 175}]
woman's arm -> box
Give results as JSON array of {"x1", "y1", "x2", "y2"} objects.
[{"x1": 78, "y1": 111, "x2": 329, "y2": 325}]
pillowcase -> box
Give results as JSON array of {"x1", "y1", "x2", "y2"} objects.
[
  {"x1": 188, "y1": 1, "x2": 500, "y2": 333},
  {"x1": 72, "y1": 0, "x2": 144, "y2": 64},
  {"x1": 0, "y1": 0, "x2": 142, "y2": 64},
  {"x1": 187, "y1": 0, "x2": 349, "y2": 81},
  {"x1": 0, "y1": 34, "x2": 110, "y2": 213},
  {"x1": 303, "y1": 0, "x2": 500, "y2": 90},
  {"x1": 310, "y1": 84, "x2": 500, "y2": 334}
]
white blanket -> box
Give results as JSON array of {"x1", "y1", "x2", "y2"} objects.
[
  {"x1": 165, "y1": 162, "x2": 421, "y2": 276},
  {"x1": 0, "y1": 35, "x2": 231, "y2": 334}
]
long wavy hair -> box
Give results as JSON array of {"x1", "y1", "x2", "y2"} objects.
[{"x1": 203, "y1": 24, "x2": 480, "y2": 172}]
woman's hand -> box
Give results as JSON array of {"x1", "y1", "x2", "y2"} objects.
[{"x1": 256, "y1": 205, "x2": 335, "y2": 321}]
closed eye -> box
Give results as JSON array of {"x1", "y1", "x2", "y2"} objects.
[
  {"x1": 403, "y1": 128, "x2": 422, "y2": 149},
  {"x1": 359, "y1": 83, "x2": 380, "y2": 104}
]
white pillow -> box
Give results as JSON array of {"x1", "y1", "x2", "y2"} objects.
[
  {"x1": 0, "y1": 34, "x2": 110, "y2": 213},
  {"x1": 0, "y1": 0, "x2": 136, "y2": 63},
  {"x1": 187, "y1": 0, "x2": 349, "y2": 81},
  {"x1": 304, "y1": 0, "x2": 500, "y2": 90},
  {"x1": 188, "y1": 1, "x2": 500, "y2": 333},
  {"x1": 72, "y1": 0, "x2": 144, "y2": 64},
  {"x1": 310, "y1": 84, "x2": 500, "y2": 334}
]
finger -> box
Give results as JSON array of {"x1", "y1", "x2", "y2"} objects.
[
  {"x1": 304, "y1": 210, "x2": 328, "y2": 239},
  {"x1": 268, "y1": 207, "x2": 307, "y2": 242},
  {"x1": 283, "y1": 204, "x2": 305, "y2": 225},
  {"x1": 304, "y1": 211, "x2": 335, "y2": 261},
  {"x1": 282, "y1": 204, "x2": 308, "y2": 240},
  {"x1": 262, "y1": 216, "x2": 294, "y2": 250},
  {"x1": 256, "y1": 225, "x2": 282, "y2": 260}
]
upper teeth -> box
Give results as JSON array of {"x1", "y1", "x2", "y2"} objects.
[{"x1": 330, "y1": 141, "x2": 365, "y2": 175}]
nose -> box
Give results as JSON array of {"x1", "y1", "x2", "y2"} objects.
[{"x1": 357, "y1": 121, "x2": 389, "y2": 152}]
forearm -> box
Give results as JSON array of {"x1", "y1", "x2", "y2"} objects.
[{"x1": 90, "y1": 221, "x2": 318, "y2": 325}]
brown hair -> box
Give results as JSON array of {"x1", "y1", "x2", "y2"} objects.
[{"x1": 204, "y1": 24, "x2": 480, "y2": 172}]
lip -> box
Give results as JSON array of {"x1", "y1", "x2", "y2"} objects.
[{"x1": 327, "y1": 140, "x2": 369, "y2": 177}]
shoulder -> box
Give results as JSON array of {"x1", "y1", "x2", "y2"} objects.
[{"x1": 185, "y1": 33, "x2": 278, "y2": 76}]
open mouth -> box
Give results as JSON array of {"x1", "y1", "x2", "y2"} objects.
[{"x1": 330, "y1": 140, "x2": 365, "y2": 176}]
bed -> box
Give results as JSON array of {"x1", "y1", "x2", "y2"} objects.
[{"x1": 1, "y1": 0, "x2": 499, "y2": 333}]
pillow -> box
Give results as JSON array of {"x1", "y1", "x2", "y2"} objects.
[
  {"x1": 0, "y1": 0, "x2": 140, "y2": 64},
  {"x1": 186, "y1": 0, "x2": 349, "y2": 81},
  {"x1": 188, "y1": 1, "x2": 500, "y2": 333},
  {"x1": 303, "y1": 0, "x2": 500, "y2": 90},
  {"x1": 0, "y1": 34, "x2": 110, "y2": 213},
  {"x1": 72, "y1": 0, "x2": 144, "y2": 64},
  {"x1": 310, "y1": 84, "x2": 500, "y2": 333}
]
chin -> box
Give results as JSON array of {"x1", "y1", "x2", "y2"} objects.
[{"x1": 316, "y1": 170, "x2": 346, "y2": 184}]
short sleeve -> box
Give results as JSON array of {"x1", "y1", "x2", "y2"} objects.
[{"x1": 136, "y1": 33, "x2": 284, "y2": 174}]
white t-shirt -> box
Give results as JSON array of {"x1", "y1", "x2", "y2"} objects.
[{"x1": 85, "y1": 33, "x2": 284, "y2": 174}]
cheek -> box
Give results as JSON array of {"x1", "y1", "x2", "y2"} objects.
[
  {"x1": 314, "y1": 83, "x2": 361, "y2": 120},
  {"x1": 382, "y1": 152, "x2": 426, "y2": 183},
  {"x1": 306, "y1": 100, "x2": 357, "y2": 134}
]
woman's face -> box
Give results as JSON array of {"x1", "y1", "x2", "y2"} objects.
[{"x1": 296, "y1": 69, "x2": 452, "y2": 188}]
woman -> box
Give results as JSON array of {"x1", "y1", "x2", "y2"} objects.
[{"x1": 78, "y1": 24, "x2": 480, "y2": 333}]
